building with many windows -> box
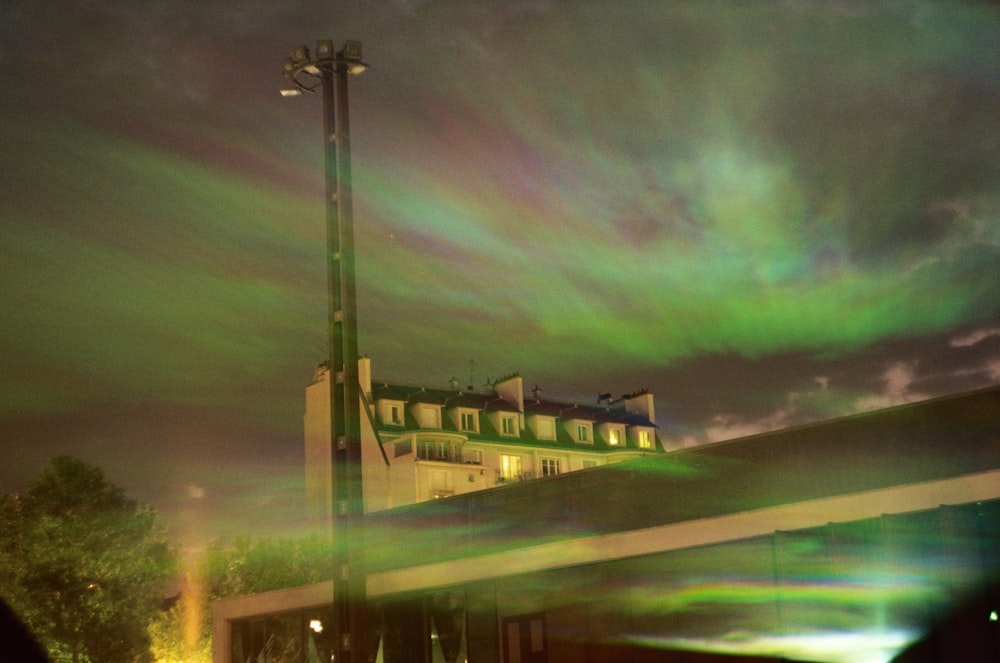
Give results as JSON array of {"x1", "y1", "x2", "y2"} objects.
[
  {"x1": 305, "y1": 357, "x2": 663, "y2": 520},
  {"x1": 216, "y1": 384, "x2": 1000, "y2": 663}
]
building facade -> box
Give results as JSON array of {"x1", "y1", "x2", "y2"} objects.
[
  {"x1": 216, "y1": 385, "x2": 1000, "y2": 663},
  {"x1": 304, "y1": 357, "x2": 663, "y2": 520}
]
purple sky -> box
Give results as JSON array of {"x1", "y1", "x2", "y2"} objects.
[{"x1": 2, "y1": 0, "x2": 999, "y2": 548}]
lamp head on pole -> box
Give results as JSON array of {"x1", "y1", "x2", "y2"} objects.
[
  {"x1": 340, "y1": 40, "x2": 368, "y2": 75},
  {"x1": 316, "y1": 39, "x2": 335, "y2": 60},
  {"x1": 280, "y1": 39, "x2": 368, "y2": 96}
]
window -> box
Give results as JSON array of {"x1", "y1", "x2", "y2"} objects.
[
  {"x1": 418, "y1": 406, "x2": 439, "y2": 429},
  {"x1": 500, "y1": 454, "x2": 522, "y2": 480},
  {"x1": 576, "y1": 424, "x2": 589, "y2": 442},
  {"x1": 417, "y1": 440, "x2": 452, "y2": 462},
  {"x1": 608, "y1": 428, "x2": 622, "y2": 446},
  {"x1": 460, "y1": 411, "x2": 478, "y2": 432},
  {"x1": 501, "y1": 415, "x2": 517, "y2": 436},
  {"x1": 503, "y1": 613, "x2": 546, "y2": 662},
  {"x1": 388, "y1": 404, "x2": 402, "y2": 425},
  {"x1": 541, "y1": 458, "x2": 560, "y2": 477},
  {"x1": 430, "y1": 471, "x2": 453, "y2": 499},
  {"x1": 462, "y1": 448, "x2": 482, "y2": 465},
  {"x1": 638, "y1": 430, "x2": 652, "y2": 449},
  {"x1": 436, "y1": 441, "x2": 451, "y2": 461}
]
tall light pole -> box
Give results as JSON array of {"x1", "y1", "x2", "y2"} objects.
[{"x1": 282, "y1": 39, "x2": 370, "y2": 663}]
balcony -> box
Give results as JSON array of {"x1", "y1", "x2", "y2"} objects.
[{"x1": 496, "y1": 471, "x2": 536, "y2": 484}]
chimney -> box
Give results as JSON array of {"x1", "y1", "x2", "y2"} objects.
[
  {"x1": 623, "y1": 389, "x2": 655, "y2": 424},
  {"x1": 494, "y1": 373, "x2": 524, "y2": 413},
  {"x1": 358, "y1": 355, "x2": 372, "y2": 399}
]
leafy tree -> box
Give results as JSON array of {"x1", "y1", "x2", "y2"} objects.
[
  {"x1": 148, "y1": 533, "x2": 333, "y2": 661},
  {"x1": 203, "y1": 534, "x2": 333, "y2": 598},
  {"x1": 0, "y1": 456, "x2": 176, "y2": 663},
  {"x1": 148, "y1": 599, "x2": 211, "y2": 663}
]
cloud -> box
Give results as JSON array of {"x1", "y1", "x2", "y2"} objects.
[{"x1": 950, "y1": 327, "x2": 1000, "y2": 348}]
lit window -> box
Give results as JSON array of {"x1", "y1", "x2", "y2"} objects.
[
  {"x1": 638, "y1": 430, "x2": 652, "y2": 449},
  {"x1": 576, "y1": 424, "x2": 589, "y2": 442},
  {"x1": 501, "y1": 415, "x2": 517, "y2": 436},
  {"x1": 541, "y1": 458, "x2": 560, "y2": 476},
  {"x1": 500, "y1": 454, "x2": 522, "y2": 480},
  {"x1": 608, "y1": 428, "x2": 621, "y2": 446},
  {"x1": 461, "y1": 411, "x2": 478, "y2": 432}
]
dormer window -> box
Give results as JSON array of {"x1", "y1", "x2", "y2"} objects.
[
  {"x1": 460, "y1": 410, "x2": 478, "y2": 433},
  {"x1": 534, "y1": 417, "x2": 555, "y2": 440},
  {"x1": 576, "y1": 424, "x2": 590, "y2": 443},
  {"x1": 417, "y1": 405, "x2": 440, "y2": 429},
  {"x1": 637, "y1": 429, "x2": 652, "y2": 449},
  {"x1": 381, "y1": 401, "x2": 404, "y2": 426},
  {"x1": 608, "y1": 427, "x2": 622, "y2": 446},
  {"x1": 501, "y1": 415, "x2": 517, "y2": 436}
]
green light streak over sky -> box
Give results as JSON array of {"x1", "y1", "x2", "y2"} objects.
[{"x1": 1, "y1": 0, "x2": 999, "y2": 546}]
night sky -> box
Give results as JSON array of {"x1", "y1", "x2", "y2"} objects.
[{"x1": 2, "y1": 1, "x2": 999, "y2": 549}]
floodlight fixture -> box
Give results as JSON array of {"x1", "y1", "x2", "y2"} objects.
[
  {"x1": 281, "y1": 39, "x2": 367, "y2": 97},
  {"x1": 343, "y1": 40, "x2": 363, "y2": 60},
  {"x1": 316, "y1": 39, "x2": 335, "y2": 59}
]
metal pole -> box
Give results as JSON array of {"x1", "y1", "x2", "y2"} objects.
[
  {"x1": 283, "y1": 39, "x2": 370, "y2": 662},
  {"x1": 321, "y1": 53, "x2": 367, "y2": 663}
]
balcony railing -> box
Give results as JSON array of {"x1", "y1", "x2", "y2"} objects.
[
  {"x1": 415, "y1": 447, "x2": 482, "y2": 465},
  {"x1": 495, "y1": 471, "x2": 535, "y2": 484}
]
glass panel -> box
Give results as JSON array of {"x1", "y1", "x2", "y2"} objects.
[
  {"x1": 529, "y1": 619, "x2": 544, "y2": 652},
  {"x1": 507, "y1": 623, "x2": 521, "y2": 663}
]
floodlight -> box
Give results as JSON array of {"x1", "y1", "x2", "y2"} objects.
[
  {"x1": 280, "y1": 88, "x2": 303, "y2": 97},
  {"x1": 316, "y1": 39, "x2": 335, "y2": 59},
  {"x1": 342, "y1": 40, "x2": 363, "y2": 60},
  {"x1": 291, "y1": 45, "x2": 310, "y2": 63}
]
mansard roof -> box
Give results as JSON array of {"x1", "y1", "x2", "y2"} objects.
[
  {"x1": 408, "y1": 389, "x2": 447, "y2": 405},
  {"x1": 374, "y1": 384, "x2": 655, "y2": 426},
  {"x1": 523, "y1": 399, "x2": 564, "y2": 417},
  {"x1": 483, "y1": 397, "x2": 520, "y2": 413}
]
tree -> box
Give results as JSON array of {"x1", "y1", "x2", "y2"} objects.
[
  {"x1": 0, "y1": 456, "x2": 176, "y2": 663},
  {"x1": 148, "y1": 533, "x2": 333, "y2": 662},
  {"x1": 202, "y1": 534, "x2": 333, "y2": 599}
]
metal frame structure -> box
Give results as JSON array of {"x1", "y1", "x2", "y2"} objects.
[{"x1": 282, "y1": 39, "x2": 370, "y2": 663}]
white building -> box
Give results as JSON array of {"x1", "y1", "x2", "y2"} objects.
[
  {"x1": 304, "y1": 357, "x2": 662, "y2": 520},
  {"x1": 217, "y1": 384, "x2": 1000, "y2": 663}
]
